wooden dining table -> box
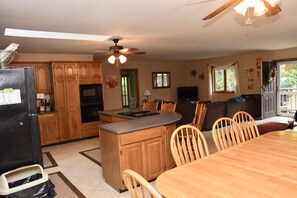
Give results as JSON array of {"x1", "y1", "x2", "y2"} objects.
[{"x1": 156, "y1": 131, "x2": 297, "y2": 198}]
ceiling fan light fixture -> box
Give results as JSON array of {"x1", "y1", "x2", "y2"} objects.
[
  {"x1": 254, "y1": 1, "x2": 268, "y2": 16},
  {"x1": 234, "y1": 1, "x2": 250, "y2": 16},
  {"x1": 108, "y1": 55, "x2": 116, "y2": 64},
  {"x1": 265, "y1": 0, "x2": 280, "y2": 7},
  {"x1": 119, "y1": 55, "x2": 127, "y2": 64}
]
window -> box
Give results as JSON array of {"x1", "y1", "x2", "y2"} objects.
[
  {"x1": 152, "y1": 72, "x2": 170, "y2": 88},
  {"x1": 213, "y1": 66, "x2": 235, "y2": 93}
]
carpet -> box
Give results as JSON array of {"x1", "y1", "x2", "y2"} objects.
[
  {"x1": 43, "y1": 152, "x2": 58, "y2": 169},
  {"x1": 79, "y1": 148, "x2": 101, "y2": 167},
  {"x1": 49, "y1": 171, "x2": 86, "y2": 198},
  {"x1": 257, "y1": 122, "x2": 289, "y2": 135}
]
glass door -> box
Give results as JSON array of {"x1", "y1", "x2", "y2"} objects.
[{"x1": 277, "y1": 61, "x2": 297, "y2": 116}]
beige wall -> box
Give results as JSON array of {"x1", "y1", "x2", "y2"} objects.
[
  {"x1": 101, "y1": 60, "x2": 188, "y2": 110},
  {"x1": 12, "y1": 47, "x2": 297, "y2": 109},
  {"x1": 184, "y1": 47, "x2": 297, "y2": 102}
]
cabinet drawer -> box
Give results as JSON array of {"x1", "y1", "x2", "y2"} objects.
[
  {"x1": 120, "y1": 126, "x2": 162, "y2": 146},
  {"x1": 100, "y1": 114, "x2": 112, "y2": 123}
]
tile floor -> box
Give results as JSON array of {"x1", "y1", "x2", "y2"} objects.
[
  {"x1": 43, "y1": 116, "x2": 295, "y2": 198},
  {"x1": 43, "y1": 138, "x2": 132, "y2": 198}
]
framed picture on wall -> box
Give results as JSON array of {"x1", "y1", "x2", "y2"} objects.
[{"x1": 106, "y1": 75, "x2": 118, "y2": 88}]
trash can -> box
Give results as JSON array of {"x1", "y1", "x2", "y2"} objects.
[{"x1": 0, "y1": 164, "x2": 55, "y2": 198}]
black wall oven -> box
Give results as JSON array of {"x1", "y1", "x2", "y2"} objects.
[{"x1": 79, "y1": 84, "x2": 103, "y2": 123}]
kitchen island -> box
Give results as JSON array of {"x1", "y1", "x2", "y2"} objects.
[{"x1": 97, "y1": 109, "x2": 182, "y2": 192}]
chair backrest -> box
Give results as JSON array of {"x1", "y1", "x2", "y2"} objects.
[
  {"x1": 170, "y1": 125, "x2": 209, "y2": 166},
  {"x1": 233, "y1": 111, "x2": 260, "y2": 140},
  {"x1": 192, "y1": 103, "x2": 207, "y2": 130},
  {"x1": 143, "y1": 101, "x2": 159, "y2": 111},
  {"x1": 122, "y1": 169, "x2": 163, "y2": 198},
  {"x1": 161, "y1": 101, "x2": 176, "y2": 112},
  {"x1": 212, "y1": 117, "x2": 245, "y2": 151}
]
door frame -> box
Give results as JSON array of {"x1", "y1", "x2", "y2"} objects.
[
  {"x1": 276, "y1": 60, "x2": 297, "y2": 116},
  {"x1": 120, "y1": 69, "x2": 140, "y2": 108}
]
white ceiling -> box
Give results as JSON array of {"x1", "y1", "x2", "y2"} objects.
[{"x1": 0, "y1": 0, "x2": 297, "y2": 61}]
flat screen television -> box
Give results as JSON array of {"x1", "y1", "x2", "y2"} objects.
[{"x1": 177, "y1": 86, "x2": 198, "y2": 102}]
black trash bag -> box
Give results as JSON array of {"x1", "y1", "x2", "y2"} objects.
[{"x1": 1, "y1": 173, "x2": 56, "y2": 198}]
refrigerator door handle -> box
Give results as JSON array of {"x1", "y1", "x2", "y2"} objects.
[{"x1": 29, "y1": 113, "x2": 38, "y2": 117}]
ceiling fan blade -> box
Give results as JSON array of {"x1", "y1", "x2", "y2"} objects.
[
  {"x1": 202, "y1": 0, "x2": 239, "y2": 20},
  {"x1": 186, "y1": 0, "x2": 216, "y2": 6},
  {"x1": 122, "y1": 51, "x2": 146, "y2": 55},
  {"x1": 263, "y1": 1, "x2": 281, "y2": 17},
  {"x1": 120, "y1": 48, "x2": 139, "y2": 53}
]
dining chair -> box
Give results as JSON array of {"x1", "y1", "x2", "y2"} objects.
[
  {"x1": 212, "y1": 117, "x2": 245, "y2": 151},
  {"x1": 143, "y1": 101, "x2": 159, "y2": 111},
  {"x1": 170, "y1": 125, "x2": 209, "y2": 166},
  {"x1": 122, "y1": 169, "x2": 163, "y2": 198},
  {"x1": 160, "y1": 101, "x2": 176, "y2": 112},
  {"x1": 191, "y1": 102, "x2": 207, "y2": 130},
  {"x1": 233, "y1": 111, "x2": 260, "y2": 141}
]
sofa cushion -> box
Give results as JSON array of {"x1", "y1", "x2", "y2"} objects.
[
  {"x1": 225, "y1": 101, "x2": 242, "y2": 118},
  {"x1": 175, "y1": 102, "x2": 197, "y2": 126}
]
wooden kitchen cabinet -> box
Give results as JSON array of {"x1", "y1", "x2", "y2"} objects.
[
  {"x1": 34, "y1": 64, "x2": 51, "y2": 93},
  {"x1": 78, "y1": 62, "x2": 102, "y2": 84},
  {"x1": 82, "y1": 121, "x2": 100, "y2": 138},
  {"x1": 38, "y1": 113, "x2": 59, "y2": 145},
  {"x1": 52, "y1": 62, "x2": 82, "y2": 141},
  {"x1": 101, "y1": 126, "x2": 165, "y2": 191},
  {"x1": 8, "y1": 62, "x2": 52, "y2": 93}
]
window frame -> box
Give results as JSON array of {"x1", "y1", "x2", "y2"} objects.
[
  {"x1": 152, "y1": 72, "x2": 171, "y2": 89},
  {"x1": 212, "y1": 66, "x2": 235, "y2": 93}
]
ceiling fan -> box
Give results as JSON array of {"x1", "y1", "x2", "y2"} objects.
[
  {"x1": 99, "y1": 38, "x2": 146, "y2": 66},
  {"x1": 201, "y1": 0, "x2": 281, "y2": 20}
]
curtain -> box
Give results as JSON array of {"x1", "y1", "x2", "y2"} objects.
[
  {"x1": 234, "y1": 61, "x2": 241, "y2": 97},
  {"x1": 207, "y1": 64, "x2": 213, "y2": 101}
]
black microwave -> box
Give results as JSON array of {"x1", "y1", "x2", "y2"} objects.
[{"x1": 80, "y1": 84, "x2": 102, "y2": 100}]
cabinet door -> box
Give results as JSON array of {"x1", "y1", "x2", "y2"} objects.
[
  {"x1": 35, "y1": 64, "x2": 51, "y2": 93},
  {"x1": 65, "y1": 63, "x2": 77, "y2": 78},
  {"x1": 121, "y1": 143, "x2": 144, "y2": 177},
  {"x1": 38, "y1": 114, "x2": 59, "y2": 145},
  {"x1": 65, "y1": 78, "x2": 81, "y2": 139},
  {"x1": 91, "y1": 62, "x2": 101, "y2": 78},
  {"x1": 78, "y1": 63, "x2": 92, "y2": 78},
  {"x1": 143, "y1": 137, "x2": 165, "y2": 180},
  {"x1": 52, "y1": 63, "x2": 65, "y2": 79},
  {"x1": 164, "y1": 124, "x2": 176, "y2": 169},
  {"x1": 53, "y1": 79, "x2": 70, "y2": 141}
]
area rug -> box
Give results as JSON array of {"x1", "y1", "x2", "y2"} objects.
[
  {"x1": 257, "y1": 122, "x2": 289, "y2": 135},
  {"x1": 49, "y1": 171, "x2": 86, "y2": 198},
  {"x1": 43, "y1": 152, "x2": 58, "y2": 169},
  {"x1": 79, "y1": 148, "x2": 101, "y2": 167}
]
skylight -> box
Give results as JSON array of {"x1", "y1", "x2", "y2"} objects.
[{"x1": 4, "y1": 28, "x2": 111, "y2": 41}]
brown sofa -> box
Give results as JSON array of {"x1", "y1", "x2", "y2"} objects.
[{"x1": 175, "y1": 94, "x2": 261, "y2": 131}]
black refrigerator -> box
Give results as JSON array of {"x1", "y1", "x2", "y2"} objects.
[{"x1": 0, "y1": 68, "x2": 43, "y2": 175}]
